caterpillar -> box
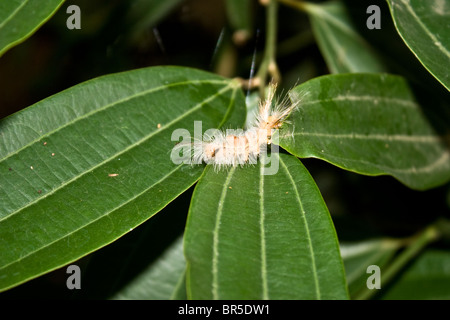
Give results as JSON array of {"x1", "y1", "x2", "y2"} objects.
[{"x1": 188, "y1": 82, "x2": 300, "y2": 169}]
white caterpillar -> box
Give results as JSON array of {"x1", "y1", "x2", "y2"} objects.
[{"x1": 188, "y1": 83, "x2": 299, "y2": 169}]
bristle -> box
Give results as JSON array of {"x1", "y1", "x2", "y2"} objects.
[{"x1": 178, "y1": 82, "x2": 301, "y2": 169}]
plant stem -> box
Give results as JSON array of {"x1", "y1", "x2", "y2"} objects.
[
  {"x1": 255, "y1": 0, "x2": 280, "y2": 95},
  {"x1": 354, "y1": 224, "x2": 440, "y2": 300}
]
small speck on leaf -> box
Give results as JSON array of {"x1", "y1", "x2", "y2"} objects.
[{"x1": 108, "y1": 173, "x2": 119, "y2": 177}]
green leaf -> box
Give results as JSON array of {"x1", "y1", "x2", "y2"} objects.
[
  {"x1": 279, "y1": 73, "x2": 450, "y2": 190},
  {"x1": 0, "y1": 66, "x2": 246, "y2": 292},
  {"x1": 184, "y1": 153, "x2": 348, "y2": 300},
  {"x1": 0, "y1": 0, "x2": 65, "y2": 57},
  {"x1": 111, "y1": 235, "x2": 186, "y2": 300},
  {"x1": 340, "y1": 238, "x2": 400, "y2": 298},
  {"x1": 304, "y1": 1, "x2": 386, "y2": 73},
  {"x1": 125, "y1": 0, "x2": 184, "y2": 44},
  {"x1": 387, "y1": 0, "x2": 450, "y2": 90},
  {"x1": 225, "y1": 0, "x2": 253, "y2": 42},
  {"x1": 381, "y1": 249, "x2": 450, "y2": 299}
]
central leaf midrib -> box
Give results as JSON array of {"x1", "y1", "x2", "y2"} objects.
[
  {"x1": 259, "y1": 159, "x2": 269, "y2": 300},
  {"x1": 396, "y1": 0, "x2": 450, "y2": 59}
]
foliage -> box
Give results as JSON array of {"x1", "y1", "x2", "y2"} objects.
[{"x1": 0, "y1": 0, "x2": 449, "y2": 299}]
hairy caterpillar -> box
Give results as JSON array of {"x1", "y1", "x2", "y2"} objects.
[{"x1": 187, "y1": 83, "x2": 300, "y2": 169}]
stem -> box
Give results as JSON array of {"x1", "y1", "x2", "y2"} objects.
[
  {"x1": 354, "y1": 224, "x2": 440, "y2": 300},
  {"x1": 277, "y1": 0, "x2": 312, "y2": 12},
  {"x1": 256, "y1": 0, "x2": 280, "y2": 95}
]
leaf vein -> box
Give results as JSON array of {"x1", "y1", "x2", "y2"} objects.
[
  {"x1": 0, "y1": 164, "x2": 185, "y2": 272},
  {"x1": 0, "y1": 0, "x2": 28, "y2": 30},
  {"x1": 259, "y1": 160, "x2": 269, "y2": 300},
  {"x1": 0, "y1": 82, "x2": 234, "y2": 223},
  {"x1": 212, "y1": 166, "x2": 236, "y2": 300},
  {"x1": 398, "y1": 0, "x2": 450, "y2": 59},
  {"x1": 0, "y1": 79, "x2": 229, "y2": 162},
  {"x1": 287, "y1": 132, "x2": 440, "y2": 143}
]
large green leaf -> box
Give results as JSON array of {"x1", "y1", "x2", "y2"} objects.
[
  {"x1": 279, "y1": 73, "x2": 450, "y2": 190},
  {"x1": 304, "y1": 1, "x2": 386, "y2": 73},
  {"x1": 184, "y1": 153, "x2": 348, "y2": 300},
  {"x1": 387, "y1": 0, "x2": 450, "y2": 90},
  {"x1": 0, "y1": 0, "x2": 65, "y2": 57},
  {"x1": 0, "y1": 66, "x2": 246, "y2": 292}
]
